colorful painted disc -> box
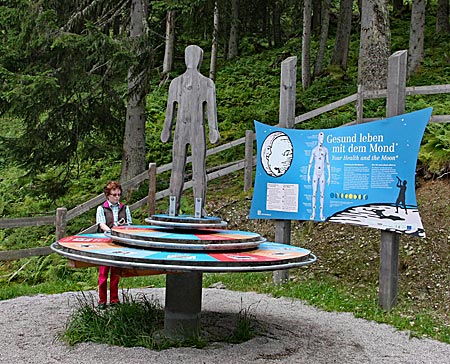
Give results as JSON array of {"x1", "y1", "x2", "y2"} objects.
[
  {"x1": 109, "y1": 225, "x2": 264, "y2": 251},
  {"x1": 52, "y1": 233, "x2": 316, "y2": 273},
  {"x1": 145, "y1": 214, "x2": 228, "y2": 229}
]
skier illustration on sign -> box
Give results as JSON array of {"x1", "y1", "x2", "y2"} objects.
[
  {"x1": 395, "y1": 176, "x2": 408, "y2": 214},
  {"x1": 307, "y1": 132, "x2": 330, "y2": 221}
]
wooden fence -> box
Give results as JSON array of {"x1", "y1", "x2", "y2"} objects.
[{"x1": 1, "y1": 80, "x2": 449, "y2": 262}]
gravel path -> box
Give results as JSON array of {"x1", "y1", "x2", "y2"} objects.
[{"x1": 1, "y1": 288, "x2": 449, "y2": 364}]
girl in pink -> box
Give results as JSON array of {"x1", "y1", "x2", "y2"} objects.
[{"x1": 95, "y1": 181, "x2": 132, "y2": 308}]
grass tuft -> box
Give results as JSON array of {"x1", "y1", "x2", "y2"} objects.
[
  {"x1": 61, "y1": 291, "x2": 166, "y2": 349},
  {"x1": 60, "y1": 290, "x2": 261, "y2": 350},
  {"x1": 226, "y1": 300, "x2": 259, "y2": 343}
]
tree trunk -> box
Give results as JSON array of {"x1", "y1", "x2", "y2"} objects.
[
  {"x1": 273, "y1": 0, "x2": 282, "y2": 48},
  {"x1": 436, "y1": 0, "x2": 450, "y2": 33},
  {"x1": 262, "y1": 0, "x2": 271, "y2": 47},
  {"x1": 312, "y1": 0, "x2": 322, "y2": 35},
  {"x1": 302, "y1": 0, "x2": 312, "y2": 90},
  {"x1": 408, "y1": 0, "x2": 426, "y2": 76},
  {"x1": 160, "y1": 9, "x2": 175, "y2": 85},
  {"x1": 330, "y1": 0, "x2": 353, "y2": 70},
  {"x1": 358, "y1": 0, "x2": 391, "y2": 91},
  {"x1": 392, "y1": 0, "x2": 405, "y2": 16},
  {"x1": 314, "y1": 0, "x2": 331, "y2": 78},
  {"x1": 210, "y1": 2, "x2": 219, "y2": 81},
  {"x1": 121, "y1": 0, "x2": 148, "y2": 182},
  {"x1": 228, "y1": 0, "x2": 239, "y2": 59}
]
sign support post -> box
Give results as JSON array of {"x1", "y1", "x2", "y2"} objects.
[
  {"x1": 273, "y1": 56, "x2": 297, "y2": 284},
  {"x1": 378, "y1": 50, "x2": 408, "y2": 310}
]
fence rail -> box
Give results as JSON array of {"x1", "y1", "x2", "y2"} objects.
[{"x1": 1, "y1": 83, "x2": 449, "y2": 261}]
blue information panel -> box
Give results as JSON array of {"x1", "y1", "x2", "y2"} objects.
[{"x1": 249, "y1": 108, "x2": 432, "y2": 237}]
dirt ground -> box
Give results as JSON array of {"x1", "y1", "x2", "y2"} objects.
[{"x1": 1, "y1": 288, "x2": 450, "y2": 364}]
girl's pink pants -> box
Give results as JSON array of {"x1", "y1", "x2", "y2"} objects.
[{"x1": 98, "y1": 266, "x2": 120, "y2": 304}]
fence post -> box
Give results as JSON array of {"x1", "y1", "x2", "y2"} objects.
[
  {"x1": 148, "y1": 162, "x2": 157, "y2": 216},
  {"x1": 244, "y1": 130, "x2": 254, "y2": 192},
  {"x1": 379, "y1": 49, "x2": 407, "y2": 311},
  {"x1": 55, "y1": 207, "x2": 67, "y2": 241},
  {"x1": 273, "y1": 55, "x2": 297, "y2": 284}
]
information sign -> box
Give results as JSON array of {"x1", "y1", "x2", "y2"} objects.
[{"x1": 249, "y1": 108, "x2": 432, "y2": 237}]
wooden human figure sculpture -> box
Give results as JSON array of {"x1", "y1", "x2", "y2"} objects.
[{"x1": 161, "y1": 45, "x2": 220, "y2": 217}]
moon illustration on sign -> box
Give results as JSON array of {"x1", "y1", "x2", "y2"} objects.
[{"x1": 261, "y1": 131, "x2": 294, "y2": 177}]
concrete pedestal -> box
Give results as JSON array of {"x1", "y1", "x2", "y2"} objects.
[{"x1": 164, "y1": 272, "x2": 203, "y2": 338}]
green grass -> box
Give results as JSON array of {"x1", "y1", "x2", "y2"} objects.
[
  {"x1": 61, "y1": 290, "x2": 260, "y2": 349},
  {"x1": 61, "y1": 291, "x2": 168, "y2": 349},
  {"x1": 203, "y1": 271, "x2": 450, "y2": 344}
]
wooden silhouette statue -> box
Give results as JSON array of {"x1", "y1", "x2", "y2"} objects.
[{"x1": 161, "y1": 45, "x2": 220, "y2": 217}]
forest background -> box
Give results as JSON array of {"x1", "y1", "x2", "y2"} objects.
[{"x1": 0, "y1": 0, "x2": 450, "y2": 344}]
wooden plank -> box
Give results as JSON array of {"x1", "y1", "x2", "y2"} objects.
[
  {"x1": 154, "y1": 138, "x2": 246, "y2": 175},
  {"x1": 0, "y1": 246, "x2": 52, "y2": 261},
  {"x1": 294, "y1": 94, "x2": 358, "y2": 125},
  {"x1": 359, "y1": 85, "x2": 450, "y2": 100},
  {"x1": 78, "y1": 224, "x2": 98, "y2": 234},
  {"x1": 0, "y1": 216, "x2": 55, "y2": 229},
  {"x1": 206, "y1": 160, "x2": 245, "y2": 181},
  {"x1": 405, "y1": 84, "x2": 450, "y2": 95},
  {"x1": 362, "y1": 89, "x2": 388, "y2": 99},
  {"x1": 294, "y1": 84, "x2": 450, "y2": 126},
  {"x1": 365, "y1": 84, "x2": 450, "y2": 99},
  {"x1": 206, "y1": 137, "x2": 246, "y2": 156},
  {"x1": 66, "y1": 194, "x2": 105, "y2": 220},
  {"x1": 430, "y1": 115, "x2": 450, "y2": 123}
]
